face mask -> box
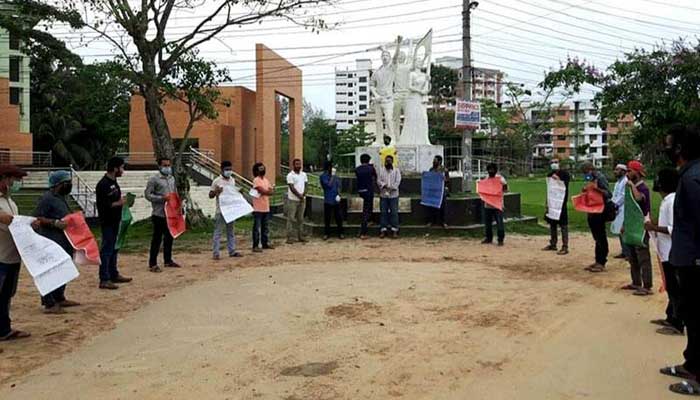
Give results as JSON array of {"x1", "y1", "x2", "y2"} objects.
[
  {"x1": 59, "y1": 183, "x2": 73, "y2": 195},
  {"x1": 223, "y1": 170, "x2": 233, "y2": 178},
  {"x1": 160, "y1": 167, "x2": 172, "y2": 176},
  {"x1": 259, "y1": 168, "x2": 266, "y2": 176},
  {"x1": 10, "y1": 180, "x2": 22, "y2": 193}
]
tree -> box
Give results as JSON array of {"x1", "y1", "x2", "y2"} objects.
[
  {"x1": 19, "y1": 0, "x2": 334, "y2": 200},
  {"x1": 429, "y1": 63, "x2": 458, "y2": 108},
  {"x1": 543, "y1": 45, "x2": 700, "y2": 167},
  {"x1": 335, "y1": 125, "x2": 373, "y2": 170},
  {"x1": 303, "y1": 114, "x2": 335, "y2": 169}
]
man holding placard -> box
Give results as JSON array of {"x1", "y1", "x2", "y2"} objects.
[
  {"x1": 543, "y1": 160, "x2": 570, "y2": 255},
  {"x1": 33, "y1": 170, "x2": 81, "y2": 314},
  {"x1": 0, "y1": 165, "x2": 31, "y2": 341},
  {"x1": 209, "y1": 161, "x2": 242, "y2": 260},
  {"x1": 145, "y1": 157, "x2": 180, "y2": 272}
]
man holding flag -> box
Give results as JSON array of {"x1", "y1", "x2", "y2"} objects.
[
  {"x1": 622, "y1": 160, "x2": 653, "y2": 296},
  {"x1": 33, "y1": 170, "x2": 81, "y2": 314}
]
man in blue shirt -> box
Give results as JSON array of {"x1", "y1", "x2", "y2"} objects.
[
  {"x1": 355, "y1": 154, "x2": 377, "y2": 240},
  {"x1": 661, "y1": 124, "x2": 700, "y2": 396},
  {"x1": 320, "y1": 161, "x2": 343, "y2": 240}
]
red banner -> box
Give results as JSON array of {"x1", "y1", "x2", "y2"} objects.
[
  {"x1": 572, "y1": 187, "x2": 605, "y2": 214},
  {"x1": 165, "y1": 192, "x2": 186, "y2": 239},
  {"x1": 63, "y1": 212, "x2": 100, "y2": 266},
  {"x1": 477, "y1": 177, "x2": 504, "y2": 211}
]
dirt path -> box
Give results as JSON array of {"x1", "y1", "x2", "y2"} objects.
[{"x1": 0, "y1": 234, "x2": 682, "y2": 399}]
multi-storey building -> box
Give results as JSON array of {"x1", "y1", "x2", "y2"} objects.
[
  {"x1": 433, "y1": 56, "x2": 504, "y2": 104},
  {"x1": 0, "y1": 22, "x2": 33, "y2": 163},
  {"x1": 334, "y1": 59, "x2": 372, "y2": 131}
]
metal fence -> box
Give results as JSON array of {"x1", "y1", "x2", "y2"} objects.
[{"x1": 0, "y1": 150, "x2": 52, "y2": 167}]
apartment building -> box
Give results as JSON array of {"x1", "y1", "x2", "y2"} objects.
[
  {"x1": 434, "y1": 56, "x2": 504, "y2": 104},
  {"x1": 334, "y1": 59, "x2": 372, "y2": 131}
]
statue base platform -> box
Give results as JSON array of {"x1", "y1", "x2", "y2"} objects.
[{"x1": 355, "y1": 144, "x2": 444, "y2": 174}]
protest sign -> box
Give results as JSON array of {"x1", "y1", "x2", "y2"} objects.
[
  {"x1": 420, "y1": 171, "x2": 445, "y2": 209},
  {"x1": 220, "y1": 186, "x2": 254, "y2": 223},
  {"x1": 622, "y1": 187, "x2": 646, "y2": 247},
  {"x1": 165, "y1": 192, "x2": 186, "y2": 239},
  {"x1": 9, "y1": 216, "x2": 79, "y2": 296},
  {"x1": 63, "y1": 212, "x2": 100, "y2": 265},
  {"x1": 477, "y1": 177, "x2": 504, "y2": 211},
  {"x1": 455, "y1": 100, "x2": 481, "y2": 129},
  {"x1": 546, "y1": 177, "x2": 567, "y2": 221},
  {"x1": 116, "y1": 192, "x2": 136, "y2": 250},
  {"x1": 572, "y1": 186, "x2": 604, "y2": 214}
]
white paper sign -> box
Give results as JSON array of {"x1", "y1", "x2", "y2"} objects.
[
  {"x1": 546, "y1": 177, "x2": 567, "y2": 221},
  {"x1": 220, "y1": 187, "x2": 254, "y2": 223},
  {"x1": 248, "y1": 188, "x2": 261, "y2": 199},
  {"x1": 8, "y1": 216, "x2": 80, "y2": 296}
]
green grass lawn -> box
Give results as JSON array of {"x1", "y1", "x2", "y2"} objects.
[{"x1": 508, "y1": 177, "x2": 661, "y2": 232}]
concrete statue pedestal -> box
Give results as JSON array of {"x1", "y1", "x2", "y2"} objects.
[{"x1": 354, "y1": 144, "x2": 444, "y2": 174}]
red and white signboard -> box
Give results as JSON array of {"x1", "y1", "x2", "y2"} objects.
[{"x1": 455, "y1": 100, "x2": 481, "y2": 129}]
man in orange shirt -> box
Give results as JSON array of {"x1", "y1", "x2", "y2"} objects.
[{"x1": 252, "y1": 163, "x2": 275, "y2": 253}]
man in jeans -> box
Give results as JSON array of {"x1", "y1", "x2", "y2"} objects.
[
  {"x1": 286, "y1": 158, "x2": 308, "y2": 244},
  {"x1": 209, "y1": 161, "x2": 242, "y2": 260},
  {"x1": 0, "y1": 164, "x2": 31, "y2": 341},
  {"x1": 377, "y1": 155, "x2": 402, "y2": 239},
  {"x1": 252, "y1": 162, "x2": 274, "y2": 252},
  {"x1": 481, "y1": 163, "x2": 508, "y2": 246},
  {"x1": 145, "y1": 157, "x2": 180, "y2": 272},
  {"x1": 543, "y1": 160, "x2": 570, "y2": 255},
  {"x1": 95, "y1": 157, "x2": 132, "y2": 290},
  {"x1": 622, "y1": 160, "x2": 653, "y2": 296},
  {"x1": 582, "y1": 162, "x2": 612, "y2": 273},
  {"x1": 355, "y1": 153, "x2": 377, "y2": 240},
  {"x1": 320, "y1": 161, "x2": 344, "y2": 240},
  {"x1": 661, "y1": 124, "x2": 700, "y2": 396}
]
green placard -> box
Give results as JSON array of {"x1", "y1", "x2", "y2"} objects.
[{"x1": 622, "y1": 187, "x2": 646, "y2": 247}]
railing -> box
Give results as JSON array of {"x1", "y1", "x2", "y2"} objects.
[
  {"x1": 187, "y1": 147, "x2": 254, "y2": 193},
  {"x1": 116, "y1": 149, "x2": 215, "y2": 166},
  {"x1": 0, "y1": 150, "x2": 52, "y2": 167},
  {"x1": 70, "y1": 165, "x2": 98, "y2": 218}
]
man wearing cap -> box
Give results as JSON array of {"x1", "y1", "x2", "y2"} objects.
[
  {"x1": 33, "y1": 170, "x2": 81, "y2": 314},
  {"x1": 611, "y1": 164, "x2": 630, "y2": 260},
  {"x1": 622, "y1": 160, "x2": 654, "y2": 296},
  {"x1": 0, "y1": 164, "x2": 31, "y2": 341}
]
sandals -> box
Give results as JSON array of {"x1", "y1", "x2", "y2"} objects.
[
  {"x1": 557, "y1": 248, "x2": 569, "y2": 255},
  {"x1": 0, "y1": 329, "x2": 31, "y2": 341},
  {"x1": 542, "y1": 245, "x2": 557, "y2": 251},
  {"x1": 657, "y1": 326, "x2": 684, "y2": 336},
  {"x1": 651, "y1": 319, "x2": 672, "y2": 327},
  {"x1": 661, "y1": 365, "x2": 696, "y2": 380},
  {"x1": 588, "y1": 265, "x2": 606, "y2": 273},
  {"x1": 670, "y1": 380, "x2": 700, "y2": 396},
  {"x1": 633, "y1": 288, "x2": 653, "y2": 296},
  {"x1": 621, "y1": 284, "x2": 640, "y2": 291},
  {"x1": 149, "y1": 265, "x2": 163, "y2": 273}
]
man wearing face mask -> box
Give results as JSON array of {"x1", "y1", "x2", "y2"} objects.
[
  {"x1": 377, "y1": 155, "x2": 402, "y2": 238},
  {"x1": 96, "y1": 157, "x2": 132, "y2": 290},
  {"x1": 543, "y1": 160, "x2": 570, "y2": 255},
  {"x1": 33, "y1": 170, "x2": 81, "y2": 314},
  {"x1": 209, "y1": 161, "x2": 242, "y2": 260},
  {"x1": 660, "y1": 124, "x2": 700, "y2": 397},
  {"x1": 0, "y1": 164, "x2": 31, "y2": 341},
  {"x1": 252, "y1": 162, "x2": 275, "y2": 253},
  {"x1": 145, "y1": 157, "x2": 180, "y2": 272}
]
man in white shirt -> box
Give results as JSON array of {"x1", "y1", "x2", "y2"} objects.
[
  {"x1": 611, "y1": 164, "x2": 630, "y2": 259},
  {"x1": 286, "y1": 158, "x2": 308, "y2": 244},
  {"x1": 209, "y1": 161, "x2": 242, "y2": 260},
  {"x1": 377, "y1": 155, "x2": 402, "y2": 238},
  {"x1": 646, "y1": 168, "x2": 682, "y2": 335}
]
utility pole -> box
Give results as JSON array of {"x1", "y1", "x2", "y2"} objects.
[
  {"x1": 461, "y1": 0, "x2": 478, "y2": 191},
  {"x1": 573, "y1": 100, "x2": 580, "y2": 164}
]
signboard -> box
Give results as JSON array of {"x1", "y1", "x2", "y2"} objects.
[{"x1": 455, "y1": 100, "x2": 481, "y2": 129}]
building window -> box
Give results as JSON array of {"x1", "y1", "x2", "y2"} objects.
[
  {"x1": 589, "y1": 109, "x2": 598, "y2": 116},
  {"x1": 588, "y1": 122, "x2": 597, "y2": 128},
  {"x1": 9, "y1": 87, "x2": 21, "y2": 105},
  {"x1": 359, "y1": 95, "x2": 367, "y2": 101},
  {"x1": 9, "y1": 57, "x2": 21, "y2": 82},
  {"x1": 348, "y1": 111, "x2": 353, "y2": 115},
  {"x1": 557, "y1": 135, "x2": 566, "y2": 141},
  {"x1": 359, "y1": 86, "x2": 367, "y2": 92},
  {"x1": 359, "y1": 105, "x2": 367, "y2": 110},
  {"x1": 359, "y1": 77, "x2": 367, "y2": 83},
  {"x1": 557, "y1": 148, "x2": 566, "y2": 154},
  {"x1": 348, "y1": 83, "x2": 354, "y2": 88},
  {"x1": 589, "y1": 135, "x2": 597, "y2": 142},
  {"x1": 348, "y1": 101, "x2": 354, "y2": 106},
  {"x1": 9, "y1": 32, "x2": 20, "y2": 50}
]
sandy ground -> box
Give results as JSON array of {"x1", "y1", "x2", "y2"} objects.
[{"x1": 0, "y1": 233, "x2": 685, "y2": 399}]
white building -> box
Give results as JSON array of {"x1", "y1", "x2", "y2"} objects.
[
  {"x1": 0, "y1": 26, "x2": 31, "y2": 132},
  {"x1": 334, "y1": 59, "x2": 372, "y2": 131},
  {"x1": 434, "y1": 56, "x2": 504, "y2": 104}
]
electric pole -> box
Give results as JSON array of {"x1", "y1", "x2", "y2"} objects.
[
  {"x1": 573, "y1": 100, "x2": 580, "y2": 164},
  {"x1": 461, "y1": 0, "x2": 478, "y2": 191}
]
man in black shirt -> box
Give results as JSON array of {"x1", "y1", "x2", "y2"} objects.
[
  {"x1": 34, "y1": 170, "x2": 80, "y2": 314},
  {"x1": 95, "y1": 157, "x2": 132, "y2": 289},
  {"x1": 661, "y1": 124, "x2": 700, "y2": 396},
  {"x1": 355, "y1": 154, "x2": 377, "y2": 240}
]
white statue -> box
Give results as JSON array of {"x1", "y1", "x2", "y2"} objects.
[
  {"x1": 370, "y1": 30, "x2": 433, "y2": 147},
  {"x1": 398, "y1": 53, "x2": 431, "y2": 145},
  {"x1": 369, "y1": 38, "x2": 401, "y2": 147}
]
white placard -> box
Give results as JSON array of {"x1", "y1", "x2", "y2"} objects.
[
  {"x1": 546, "y1": 177, "x2": 567, "y2": 221},
  {"x1": 8, "y1": 216, "x2": 80, "y2": 296},
  {"x1": 220, "y1": 186, "x2": 254, "y2": 223},
  {"x1": 248, "y1": 188, "x2": 261, "y2": 199}
]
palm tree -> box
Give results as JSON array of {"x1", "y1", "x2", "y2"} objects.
[{"x1": 34, "y1": 100, "x2": 94, "y2": 168}]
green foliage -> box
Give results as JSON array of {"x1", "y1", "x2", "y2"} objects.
[
  {"x1": 302, "y1": 105, "x2": 335, "y2": 168},
  {"x1": 543, "y1": 44, "x2": 700, "y2": 167},
  {"x1": 335, "y1": 125, "x2": 373, "y2": 169},
  {"x1": 429, "y1": 63, "x2": 458, "y2": 106},
  {"x1": 428, "y1": 110, "x2": 461, "y2": 142}
]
